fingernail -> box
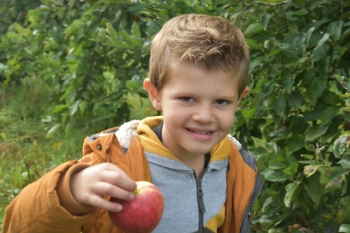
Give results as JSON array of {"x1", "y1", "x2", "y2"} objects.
[
  {"x1": 116, "y1": 205, "x2": 123, "y2": 212},
  {"x1": 129, "y1": 193, "x2": 134, "y2": 201}
]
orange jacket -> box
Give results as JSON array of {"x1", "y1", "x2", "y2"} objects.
[{"x1": 2, "y1": 117, "x2": 262, "y2": 233}]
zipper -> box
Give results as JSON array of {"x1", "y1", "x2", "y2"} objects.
[{"x1": 194, "y1": 169, "x2": 207, "y2": 233}]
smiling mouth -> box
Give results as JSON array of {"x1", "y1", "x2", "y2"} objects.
[{"x1": 188, "y1": 129, "x2": 213, "y2": 135}]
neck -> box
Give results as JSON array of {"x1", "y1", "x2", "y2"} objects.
[{"x1": 174, "y1": 152, "x2": 206, "y2": 177}]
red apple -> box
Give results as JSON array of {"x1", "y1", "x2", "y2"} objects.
[{"x1": 109, "y1": 181, "x2": 164, "y2": 233}]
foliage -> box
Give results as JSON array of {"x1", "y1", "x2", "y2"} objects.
[
  {"x1": 0, "y1": 79, "x2": 84, "y2": 230},
  {"x1": 1, "y1": 0, "x2": 350, "y2": 232},
  {"x1": 232, "y1": 0, "x2": 350, "y2": 231}
]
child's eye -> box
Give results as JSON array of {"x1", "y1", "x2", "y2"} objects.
[
  {"x1": 215, "y1": 99, "x2": 230, "y2": 105},
  {"x1": 180, "y1": 97, "x2": 195, "y2": 102}
]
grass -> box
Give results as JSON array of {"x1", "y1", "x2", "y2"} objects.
[
  {"x1": 0, "y1": 78, "x2": 156, "y2": 230},
  {"x1": 0, "y1": 79, "x2": 83, "y2": 228}
]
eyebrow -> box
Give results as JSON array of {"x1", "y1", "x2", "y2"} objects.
[{"x1": 173, "y1": 91, "x2": 237, "y2": 100}]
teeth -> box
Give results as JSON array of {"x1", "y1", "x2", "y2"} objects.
[{"x1": 190, "y1": 129, "x2": 211, "y2": 135}]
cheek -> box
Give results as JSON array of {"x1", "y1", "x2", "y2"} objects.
[{"x1": 220, "y1": 111, "x2": 236, "y2": 130}]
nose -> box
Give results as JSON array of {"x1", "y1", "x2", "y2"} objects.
[{"x1": 192, "y1": 103, "x2": 214, "y2": 123}]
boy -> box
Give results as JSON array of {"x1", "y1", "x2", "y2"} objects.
[{"x1": 2, "y1": 14, "x2": 263, "y2": 233}]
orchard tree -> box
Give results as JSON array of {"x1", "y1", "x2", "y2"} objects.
[{"x1": 0, "y1": 0, "x2": 349, "y2": 231}]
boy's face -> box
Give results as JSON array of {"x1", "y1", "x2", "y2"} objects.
[{"x1": 144, "y1": 63, "x2": 249, "y2": 160}]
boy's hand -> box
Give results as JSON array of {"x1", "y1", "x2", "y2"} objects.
[{"x1": 70, "y1": 163, "x2": 136, "y2": 212}]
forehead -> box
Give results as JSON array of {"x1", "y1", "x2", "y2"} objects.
[
  {"x1": 170, "y1": 62, "x2": 236, "y2": 82},
  {"x1": 160, "y1": 63, "x2": 239, "y2": 97}
]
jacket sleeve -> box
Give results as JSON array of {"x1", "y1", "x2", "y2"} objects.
[{"x1": 2, "y1": 158, "x2": 96, "y2": 233}]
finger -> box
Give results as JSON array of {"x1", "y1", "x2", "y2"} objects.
[
  {"x1": 97, "y1": 163, "x2": 127, "y2": 175},
  {"x1": 100, "y1": 170, "x2": 136, "y2": 192},
  {"x1": 93, "y1": 182, "x2": 134, "y2": 202},
  {"x1": 88, "y1": 194, "x2": 123, "y2": 212}
]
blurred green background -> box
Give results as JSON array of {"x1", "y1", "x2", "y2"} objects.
[{"x1": 1, "y1": 0, "x2": 350, "y2": 232}]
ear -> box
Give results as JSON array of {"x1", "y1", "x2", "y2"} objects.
[
  {"x1": 236, "y1": 86, "x2": 250, "y2": 106},
  {"x1": 143, "y1": 78, "x2": 162, "y2": 111},
  {"x1": 240, "y1": 86, "x2": 250, "y2": 98}
]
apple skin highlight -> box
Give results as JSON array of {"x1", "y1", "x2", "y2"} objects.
[{"x1": 109, "y1": 181, "x2": 165, "y2": 233}]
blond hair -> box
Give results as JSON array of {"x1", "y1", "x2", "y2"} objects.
[{"x1": 149, "y1": 14, "x2": 250, "y2": 97}]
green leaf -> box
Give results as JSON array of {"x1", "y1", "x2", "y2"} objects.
[
  {"x1": 103, "y1": 71, "x2": 115, "y2": 81},
  {"x1": 249, "y1": 57, "x2": 265, "y2": 73},
  {"x1": 120, "y1": 30, "x2": 133, "y2": 45},
  {"x1": 340, "y1": 28, "x2": 350, "y2": 44},
  {"x1": 305, "y1": 124, "x2": 330, "y2": 142},
  {"x1": 146, "y1": 21, "x2": 160, "y2": 34},
  {"x1": 244, "y1": 23, "x2": 263, "y2": 37},
  {"x1": 53, "y1": 104, "x2": 68, "y2": 113},
  {"x1": 327, "y1": 20, "x2": 343, "y2": 40},
  {"x1": 333, "y1": 135, "x2": 349, "y2": 158},
  {"x1": 120, "y1": 30, "x2": 143, "y2": 47},
  {"x1": 293, "y1": 9, "x2": 308, "y2": 15},
  {"x1": 286, "y1": 135, "x2": 304, "y2": 154},
  {"x1": 301, "y1": 154, "x2": 314, "y2": 160},
  {"x1": 305, "y1": 144, "x2": 316, "y2": 151},
  {"x1": 308, "y1": 76, "x2": 327, "y2": 99},
  {"x1": 52, "y1": 26, "x2": 63, "y2": 44},
  {"x1": 66, "y1": 89, "x2": 77, "y2": 104},
  {"x1": 303, "y1": 163, "x2": 325, "y2": 177},
  {"x1": 314, "y1": 33, "x2": 330, "y2": 51},
  {"x1": 79, "y1": 101, "x2": 87, "y2": 114},
  {"x1": 131, "y1": 21, "x2": 141, "y2": 38},
  {"x1": 283, "y1": 162, "x2": 299, "y2": 176},
  {"x1": 69, "y1": 100, "x2": 80, "y2": 116},
  {"x1": 268, "y1": 159, "x2": 286, "y2": 169},
  {"x1": 126, "y1": 80, "x2": 141, "y2": 89},
  {"x1": 262, "y1": 196, "x2": 272, "y2": 213},
  {"x1": 321, "y1": 90, "x2": 342, "y2": 105},
  {"x1": 92, "y1": 103, "x2": 107, "y2": 116},
  {"x1": 6, "y1": 31, "x2": 21, "y2": 40},
  {"x1": 46, "y1": 123, "x2": 62, "y2": 138},
  {"x1": 285, "y1": 9, "x2": 308, "y2": 21},
  {"x1": 127, "y1": 2, "x2": 146, "y2": 13},
  {"x1": 305, "y1": 172, "x2": 324, "y2": 205},
  {"x1": 240, "y1": 107, "x2": 257, "y2": 119},
  {"x1": 305, "y1": 27, "x2": 315, "y2": 47},
  {"x1": 129, "y1": 35, "x2": 143, "y2": 47},
  {"x1": 318, "y1": 106, "x2": 340, "y2": 125},
  {"x1": 246, "y1": 38, "x2": 262, "y2": 50},
  {"x1": 320, "y1": 166, "x2": 346, "y2": 189},
  {"x1": 262, "y1": 13, "x2": 274, "y2": 31},
  {"x1": 289, "y1": 116, "x2": 306, "y2": 135},
  {"x1": 64, "y1": 19, "x2": 85, "y2": 35},
  {"x1": 14, "y1": 23, "x2": 31, "y2": 37},
  {"x1": 312, "y1": 43, "x2": 330, "y2": 62},
  {"x1": 279, "y1": 43, "x2": 298, "y2": 57},
  {"x1": 1, "y1": 132, "x2": 7, "y2": 140},
  {"x1": 105, "y1": 22, "x2": 118, "y2": 39},
  {"x1": 268, "y1": 48, "x2": 281, "y2": 57},
  {"x1": 282, "y1": 74, "x2": 294, "y2": 93},
  {"x1": 339, "y1": 155, "x2": 350, "y2": 169},
  {"x1": 274, "y1": 95, "x2": 286, "y2": 117},
  {"x1": 335, "y1": 74, "x2": 350, "y2": 90},
  {"x1": 331, "y1": 45, "x2": 348, "y2": 60},
  {"x1": 284, "y1": 181, "x2": 301, "y2": 207},
  {"x1": 261, "y1": 169, "x2": 288, "y2": 182},
  {"x1": 299, "y1": 160, "x2": 317, "y2": 164},
  {"x1": 339, "y1": 224, "x2": 350, "y2": 233},
  {"x1": 287, "y1": 92, "x2": 303, "y2": 109}
]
